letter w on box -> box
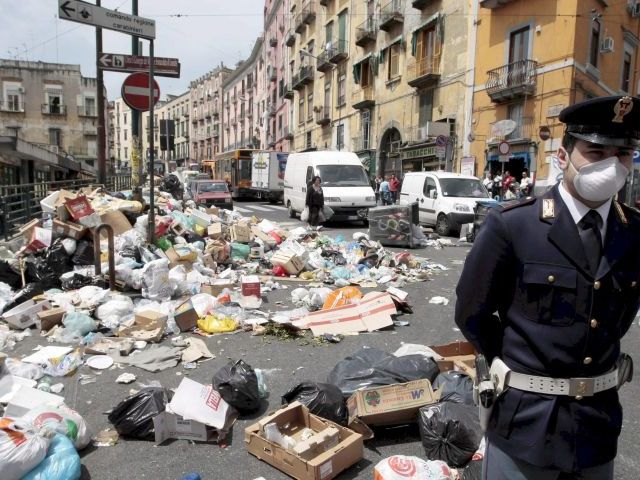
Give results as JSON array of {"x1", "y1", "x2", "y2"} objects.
[{"x1": 293, "y1": 292, "x2": 397, "y2": 336}]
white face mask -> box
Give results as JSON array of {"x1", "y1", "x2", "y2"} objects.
[{"x1": 568, "y1": 155, "x2": 629, "y2": 202}]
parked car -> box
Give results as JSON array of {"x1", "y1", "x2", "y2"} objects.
[{"x1": 192, "y1": 179, "x2": 233, "y2": 210}]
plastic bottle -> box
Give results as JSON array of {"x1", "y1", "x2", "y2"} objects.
[{"x1": 37, "y1": 375, "x2": 53, "y2": 392}]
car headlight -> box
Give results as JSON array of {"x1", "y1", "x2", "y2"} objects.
[
  {"x1": 454, "y1": 203, "x2": 471, "y2": 212},
  {"x1": 365, "y1": 196, "x2": 376, "y2": 202},
  {"x1": 325, "y1": 197, "x2": 341, "y2": 202}
]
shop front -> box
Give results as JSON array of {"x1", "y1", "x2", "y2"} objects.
[{"x1": 399, "y1": 143, "x2": 441, "y2": 173}]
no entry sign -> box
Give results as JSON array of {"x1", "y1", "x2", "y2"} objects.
[{"x1": 121, "y1": 72, "x2": 160, "y2": 111}]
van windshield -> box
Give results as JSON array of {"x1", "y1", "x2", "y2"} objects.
[
  {"x1": 315, "y1": 165, "x2": 370, "y2": 187},
  {"x1": 439, "y1": 178, "x2": 489, "y2": 198}
]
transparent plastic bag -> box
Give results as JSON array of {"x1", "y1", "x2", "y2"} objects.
[
  {"x1": 23, "y1": 404, "x2": 92, "y2": 450},
  {"x1": 300, "y1": 207, "x2": 309, "y2": 222},
  {"x1": 4, "y1": 358, "x2": 45, "y2": 380},
  {"x1": 95, "y1": 296, "x2": 134, "y2": 330},
  {"x1": 141, "y1": 259, "x2": 172, "y2": 301},
  {"x1": 62, "y1": 312, "x2": 96, "y2": 336}
]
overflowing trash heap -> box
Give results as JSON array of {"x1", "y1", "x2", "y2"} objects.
[{"x1": 0, "y1": 185, "x2": 481, "y2": 480}]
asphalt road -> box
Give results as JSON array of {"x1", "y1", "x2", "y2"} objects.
[{"x1": 4, "y1": 199, "x2": 640, "y2": 480}]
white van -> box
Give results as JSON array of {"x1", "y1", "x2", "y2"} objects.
[
  {"x1": 284, "y1": 151, "x2": 376, "y2": 223},
  {"x1": 399, "y1": 171, "x2": 494, "y2": 236}
]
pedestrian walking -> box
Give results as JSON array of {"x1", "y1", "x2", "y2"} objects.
[
  {"x1": 374, "y1": 175, "x2": 382, "y2": 204},
  {"x1": 389, "y1": 174, "x2": 400, "y2": 204},
  {"x1": 455, "y1": 95, "x2": 639, "y2": 480},
  {"x1": 305, "y1": 175, "x2": 324, "y2": 228},
  {"x1": 379, "y1": 176, "x2": 392, "y2": 205}
]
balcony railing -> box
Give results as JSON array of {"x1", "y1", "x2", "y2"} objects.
[
  {"x1": 317, "y1": 49, "x2": 333, "y2": 72},
  {"x1": 294, "y1": 12, "x2": 305, "y2": 33},
  {"x1": 315, "y1": 106, "x2": 331, "y2": 126},
  {"x1": 407, "y1": 55, "x2": 441, "y2": 88},
  {"x1": 285, "y1": 30, "x2": 296, "y2": 47},
  {"x1": 0, "y1": 100, "x2": 25, "y2": 112},
  {"x1": 77, "y1": 105, "x2": 97, "y2": 117},
  {"x1": 302, "y1": 1, "x2": 316, "y2": 24},
  {"x1": 352, "y1": 86, "x2": 375, "y2": 110},
  {"x1": 282, "y1": 125, "x2": 294, "y2": 140},
  {"x1": 292, "y1": 65, "x2": 314, "y2": 90},
  {"x1": 267, "y1": 104, "x2": 276, "y2": 117},
  {"x1": 489, "y1": 116, "x2": 535, "y2": 143},
  {"x1": 352, "y1": 134, "x2": 371, "y2": 152},
  {"x1": 41, "y1": 104, "x2": 67, "y2": 115},
  {"x1": 282, "y1": 82, "x2": 294, "y2": 100},
  {"x1": 412, "y1": 0, "x2": 434, "y2": 8},
  {"x1": 269, "y1": 37, "x2": 277, "y2": 47},
  {"x1": 319, "y1": 0, "x2": 329, "y2": 5},
  {"x1": 380, "y1": 0, "x2": 404, "y2": 31},
  {"x1": 486, "y1": 59, "x2": 537, "y2": 103},
  {"x1": 268, "y1": 67, "x2": 277, "y2": 82},
  {"x1": 480, "y1": 0, "x2": 517, "y2": 8},
  {"x1": 327, "y1": 39, "x2": 348, "y2": 63},
  {"x1": 356, "y1": 17, "x2": 377, "y2": 47}
]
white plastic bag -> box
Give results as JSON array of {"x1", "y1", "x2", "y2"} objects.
[
  {"x1": 23, "y1": 404, "x2": 92, "y2": 450},
  {"x1": 323, "y1": 205, "x2": 335, "y2": 220},
  {"x1": 95, "y1": 296, "x2": 134, "y2": 330},
  {"x1": 300, "y1": 207, "x2": 310, "y2": 222},
  {"x1": 374, "y1": 456, "x2": 458, "y2": 480},
  {"x1": 5, "y1": 358, "x2": 44, "y2": 380},
  {"x1": 141, "y1": 259, "x2": 172, "y2": 301},
  {"x1": 0, "y1": 418, "x2": 54, "y2": 480}
]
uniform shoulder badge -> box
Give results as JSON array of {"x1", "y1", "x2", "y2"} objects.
[
  {"x1": 616, "y1": 200, "x2": 640, "y2": 224},
  {"x1": 499, "y1": 196, "x2": 536, "y2": 212}
]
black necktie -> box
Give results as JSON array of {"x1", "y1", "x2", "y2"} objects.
[{"x1": 578, "y1": 210, "x2": 603, "y2": 273}]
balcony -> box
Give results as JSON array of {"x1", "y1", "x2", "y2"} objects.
[
  {"x1": 489, "y1": 117, "x2": 535, "y2": 144},
  {"x1": 77, "y1": 105, "x2": 97, "y2": 117},
  {"x1": 230, "y1": 93, "x2": 237, "y2": 104},
  {"x1": 486, "y1": 59, "x2": 537, "y2": 103},
  {"x1": 315, "y1": 106, "x2": 331, "y2": 126},
  {"x1": 328, "y1": 39, "x2": 348, "y2": 63},
  {"x1": 412, "y1": 0, "x2": 434, "y2": 8},
  {"x1": 83, "y1": 126, "x2": 97, "y2": 136},
  {"x1": 292, "y1": 66, "x2": 314, "y2": 90},
  {"x1": 283, "y1": 125, "x2": 294, "y2": 140},
  {"x1": 41, "y1": 103, "x2": 67, "y2": 115},
  {"x1": 247, "y1": 109, "x2": 253, "y2": 119},
  {"x1": 316, "y1": 50, "x2": 333, "y2": 72},
  {"x1": 285, "y1": 30, "x2": 296, "y2": 47},
  {"x1": 212, "y1": 106, "x2": 219, "y2": 118},
  {"x1": 239, "y1": 111, "x2": 246, "y2": 122},
  {"x1": 268, "y1": 135, "x2": 276, "y2": 147},
  {"x1": 352, "y1": 86, "x2": 375, "y2": 110},
  {"x1": 268, "y1": 66, "x2": 277, "y2": 82},
  {"x1": 0, "y1": 100, "x2": 24, "y2": 112},
  {"x1": 269, "y1": 37, "x2": 277, "y2": 47},
  {"x1": 212, "y1": 127, "x2": 220, "y2": 138},
  {"x1": 267, "y1": 104, "x2": 276, "y2": 118},
  {"x1": 302, "y1": 2, "x2": 316, "y2": 24},
  {"x1": 407, "y1": 56, "x2": 441, "y2": 89},
  {"x1": 356, "y1": 17, "x2": 377, "y2": 47},
  {"x1": 352, "y1": 134, "x2": 372, "y2": 152},
  {"x1": 480, "y1": 0, "x2": 517, "y2": 8},
  {"x1": 379, "y1": 0, "x2": 404, "y2": 31},
  {"x1": 319, "y1": 0, "x2": 329, "y2": 5},
  {"x1": 282, "y1": 82, "x2": 294, "y2": 99},
  {"x1": 294, "y1": 12, "x2": 305, "y2": 33}
]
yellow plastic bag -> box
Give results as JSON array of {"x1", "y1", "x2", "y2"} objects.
[
  {"x1": 197, "y1": 315, "x2": 237, "y2": 333},
  {"x1": 193, "y1": 224, "x2": 206, "y2": 237}
]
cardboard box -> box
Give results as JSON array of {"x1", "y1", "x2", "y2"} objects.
[
  {"x1": 346, "y1": 379, "x2": 437, "y2": 439},
  {"x1": 430, "y1": 341, "x2": 477, "y2": 380},
  {"x1": 117, "y1": 310, "x2": 167, "y2": 342},
  {"x1": 245, "y1": 402, "x2": 364, "y2": 480},
  {"x1": 242, "y1": 275, "x2": 261, "y2": 298},
  {"x1": 230, "y1": 223, "x2": 252, "y2": 243},
  {"x1": 100, "y1": 210, "x2": 132, "y2": 236},
  {"x1": 207, "y1": 223, "x2": 224, "y2": 239},
  {"x1": 52, "y1": 219, "x2": 87, "y2": 240},
  {"x1": 153, "y1": 408, "x2": 236, "y2": 445},
  {"x1": 174, "y1": 300, "x2": 198, "y2": 332},
  {"x1": 18, "y1": 219, "x2": 41, "y2": 240},
  {"x1": 169, "y1": 378, "x2": 232, "y2": 429},
  {"x1": 271, "y1": 249, "x2": 305, "y2": 275},
  {"x1": 201, "y1": 253, "x2": 217, "y2": 270},
  {"x1": 294, "y1": 292, "x2": 396, "y2": 336},
  {"x1": 36, "y1": 306, "x2": 66, "y2": 331},
  {"x1": 171, "y1": 222, "x2": 187, "y2": 236},
  {"x1": 205, "y1": 206, "x2": 220, "y2": 217},
  {"x1": 201, "y1": 279, "x2": 234, "y2": 297},
  {"x1": 65, "y1": 195, "x2": 94, "y2": 221},
  {"x1": 26, "y1": 227, "x2": 52, "y2": 251},
  {"x1": 188, "y1": 208, "x2": 212, "y2": 228},
  {"x1": 293, "y1": 426, "x2": 341, "y2": 461},
  {"x1": 165, "y1": 246, "x2": 197, "y2": 268},
  {"x1": 251, "y1": 226, "x2": 277, "y2": 249},
  {"x1": 2, "y1": 300, "x2": 51, "y2": 329}
]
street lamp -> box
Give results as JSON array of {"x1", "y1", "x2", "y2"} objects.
[{"x1": 299, "y1": 49, "x2": 318, "y2": 60}]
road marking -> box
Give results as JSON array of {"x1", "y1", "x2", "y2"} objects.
[
  {"x1": 233, "y1": 206, "x2": 251, "y2": 213},
  {"x1": 267, "y1": 204, "x2": 287, "y2": 210},
  {"x1": 243, "y1": 204, "x2": 273, "y2": 212}
]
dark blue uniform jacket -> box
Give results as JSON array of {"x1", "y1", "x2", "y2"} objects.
[{"x1": 455, "y1": 184, "x2": 640, "y2": 471}]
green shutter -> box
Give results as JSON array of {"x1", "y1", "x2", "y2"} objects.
[
  {"x1": 352, "y1": 63, "x2": 362, "y2": 84},
  {"x1": 411, "y1": 31, "x2": 418, "y2": 56}
]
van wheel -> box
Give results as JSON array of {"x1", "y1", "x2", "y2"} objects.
[
  {"x1": 435, "y1": 214, "x2": 451, "y2": 236},
  {"x1": 288, "y1": 201, "x2": 296, "y2": 218}
]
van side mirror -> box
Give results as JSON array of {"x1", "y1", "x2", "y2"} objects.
[{"x1": 429, "y1": 190, "x2": 437, "y2": 199}]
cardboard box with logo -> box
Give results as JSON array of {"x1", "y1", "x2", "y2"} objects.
[
  {"x1": 26, "y1": 227, "x2": 52, "y2": 252},
  {"x1": 245, "y1": 402, "x2": 364, "y2": 480},
  {"x1": 241, "y1": 275, "x2": 261, "y2": 298},
  {"x1": 346, "y1": 379, "x2": 438, "y2": 439}
]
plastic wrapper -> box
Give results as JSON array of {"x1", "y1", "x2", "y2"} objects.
[
  {"x1": 374, "y1": 456, "x2": 458, "y2": 480},
  {"x1": 212, "y1": 359, "x2": 261, "y2": 412},
  {"x1": 327, "y1": 347, "x2": 440, "y2": 398},
  {"x1": 300, "y1": 207, "x2": 309, "y2": 222},
  {"x1": 197, "y1": 315, "x2": 237, "y2": 333},
  {"x1": 23, "y1": 403, "x2": 92, "y2": 450},
  {"x1": 5, "y1": 358, "x2": 45, "y2": 380},
  {"x1": 0, "y1": 280, "x2": 14, "y2": 314},
  {"x1": 141, "y1": 258, "x2": 172, "y2": 301},
  {"x1": 432, "y1": 371, "x2": 475, "y2": 405},
  {"x1": 322, "y1": 286, "x2": 362, "y2": 310},
  {"x1": 0, "y1": 417, "x2": 54, "y2": 480},
  {"x1": 95, "y1": 296, "x2": 134, "y2": 330},
  {"x1": 43, "y1": 350, "x2": 82, "y2": 377},
  {"x1": 62, "y1": 312, "x2": 96, "y2": 336},
  {"x1": 281, "y1": 381, "x2": 347, "y2": 425},
  {"x1": 418, "y1": 402, "x2": 482, "y2": 468},
  {"x1": 22, "y1": 433, "x2": 81, "y2": 480},
  {"x1": 107, "y1": 387, "x2": 171, "y2": 439},
  {"x1": 77, "y1": 286, "x2": 110, "y2": 308}
]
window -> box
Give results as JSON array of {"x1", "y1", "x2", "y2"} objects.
[
  {"x1": 124, "y1": 147, "x2": 128, "y2": 159},
  {"x1": 361, "y1": 110, "x2": 371, "y2": 150},
  {"x1": 49, "y1": 128, "x2": 62, "y2": 147},
  {"x1": 45, "y1": 86, "x2": 63, "y2": 114},
  {"x1": 324, "y1": 80, "x2": 331, "y2": 108},
  {"x1": 589, "y1": 19, "x2": 601, "y2": 68},
  {"x1": 307, "y1": 92, "x2": 313, "y2": 121},
  {"x1": 509, "y1": 26, "x2": 530, "y2": 64},
  {"x1": 622, "y1": 48, "x2": 633, "y2": 93},
  {"x1": 423, "y1": 177, "x2": 437, "y2": 197},
  {"x1": 278, "y1": 114, "x2": 283, "y2": 136},
  {"x1": 325, "y1": 21, "x2": 333, "y2": 48},
  {"x1": 337, "y1": 65, "x2": 346, "y2": 106},
  {"x1": 419, "y1": 90, "x2": 433, "y2": 126},
  {"x1": 507, "y1": 102, "x2": 525, "y2": 139},
  {"x1": 124, "y1": 130, "x2": 128, "y2": 141},
  {"x1": 306, "y1": 131, "x2": 312, "y2": 149},
  {"x1": 299, "y1": 97, "x2": 305, "y2": 125},
  {"x1": 388, "y1": 45, "x2": 400, "y2": 80},
  {"x1": 337, "y1": 123, "x2": 344, "y2": 150},
  {"x1": 124, "y1": 113, "x2": 127, "y2": 125}
]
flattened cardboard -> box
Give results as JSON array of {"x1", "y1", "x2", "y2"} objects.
[
  {"x1": 245, "y1": 402, "x2": 364, "y2": 480},
  {"x1": 201, "y1": 279, "x2": 234, "y2": 297},
  {"x1": 65, "y1": 195, "x2": 94, "y2": 221},
  {"x1": 117, "y1": 311, "x2": 167, "y2": 342},
  {"x1": 100, "y1": 210, "x2": 132, "y2": 236},
  {"x1": 18, "y1": 219, "x2": 41, "y2": 240},
  {"x1": 430, "y1": 341, "x2": 477, "y2": 380},
  {"x1": 174, "y1": 300, "x2": 198, "y2": 332},
  {"x1": 251, "y1": 226, "x2": 277, "y2": 248},
  {"x1": 5, "y1": 385, "x2": 65, "y2": 417},
  {"x1": 153, "y1": 410, "x2": 234, "y2": 445},
  {"x1": 346, "y1": 379, "x2": 437, "y2": 440},
  {"x1": 294, "y1": 292, "x2": 396, "y2": 336}
]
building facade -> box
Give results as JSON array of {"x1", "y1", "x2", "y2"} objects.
[
  {"x1": 469, "y1": 0, "x2": 640, "y2": 187},
  {"x1": 0, "y1": 59, "x2": 102, "y2": 183},
  {"x1": 107, "y1": 97, "x2": 135, "y2": 174}
]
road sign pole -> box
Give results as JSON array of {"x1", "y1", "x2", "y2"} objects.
[
  {"x1": 95, "y1": 0, "x2": 107, "y2": 185},
  {"x1": 131, "y1": 0, "x2": 142, "y2": 202},
  {"x1": 148, "y1": 40, "x2": 156, "y2": 245}
]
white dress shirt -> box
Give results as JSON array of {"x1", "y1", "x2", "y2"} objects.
[{"x1": 559, "y1": 181, "x2": 611, "y2": 245}]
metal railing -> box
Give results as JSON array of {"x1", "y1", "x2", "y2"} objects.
[
  {"x1": 356, "y1": 16, "x2": 377, "y2": 45},
  {"x1": 380, "y1": 0, "x2": 404, "y2": 28},
  {"x1": 486, "y1": 59, "x2": 538, "y2": 99},
  {"x1": 77, "y1": 105, "x2": 97, "y2": 117},
  {"x1": 41, "y1": 104, "x2": 67, "y2": 115},
  {"x1": 315, "y1": 106, "x2": 330, "y2": 124},
  {"x1": 407, "y1": 56, "x2": 441, "y2": 84},
  {"x1": 489, "y1": 116, "x2": 535, "y2": 142},
  {"x1": 352, "y1": 86, "x2": 375, "y2": 108}
]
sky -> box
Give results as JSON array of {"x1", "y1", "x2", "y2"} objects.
[{"x1": 0, "y1": 0, "x2": 264, "y2": 101}]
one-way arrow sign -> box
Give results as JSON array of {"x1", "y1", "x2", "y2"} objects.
[
  {"x1": 58, "y1": 0, "x2": 155, "y2": 39},
  {"x1": 99, "y1": 53, "x2": 181, "y2": 78}
]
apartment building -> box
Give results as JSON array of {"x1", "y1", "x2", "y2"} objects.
[
  {"x1": 107, "y1": 97, "x2": 134, "y2": 173},
  {"x1": 469, "y1": 0, "x2": 640, "y2": 186},
  {"x1": 190, "y1": 65, "x2": 232, "y2": 163},
  {"x1": 0, "y1": 59, "x2": 102, "y2": 183},
  {"x1": 222, "y1": 38, "x2": 264, "y2": 152}
]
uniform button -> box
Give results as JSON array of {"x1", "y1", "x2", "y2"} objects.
[
  {"x1": 575, "y1": 395, "x2": 584, "y2": 400},
  {"x1": 590, "y1": 319, "x2": 598, "y2": 328},
  {"x1": 632, "y1": 281, "x2": 637, "y2": 288},
  {"x1": 583, "y1": 357, "x2": 592, "y2": 365},
  {"x1": 594, "y1": 281, "x2": 601, "y2": 290},
  {"x1": 548, "y1": 275, "x2": 555, "y2": 283}
]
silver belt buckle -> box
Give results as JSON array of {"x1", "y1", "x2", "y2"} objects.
[{"x1": 568, "y1": 378, "x2": 595, "y2": 397}]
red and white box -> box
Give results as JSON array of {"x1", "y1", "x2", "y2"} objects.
[
  {"x1": 26, "y1": 227, "x2": 52, "y2": 252},
  {"x1": 64, "y1": 195, "x2": 95, "y2": 221},
  {"x1": 241, "y1": 275, "x2": 261, "y2": 298}
]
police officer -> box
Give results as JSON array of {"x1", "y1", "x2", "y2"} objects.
[{"x1": 455, "y1": 95, "x2": 640, "y2": 480}]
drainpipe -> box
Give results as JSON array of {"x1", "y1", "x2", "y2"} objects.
[{"x1": 462, "y1": 0, "x2": 479, "y2": 160}]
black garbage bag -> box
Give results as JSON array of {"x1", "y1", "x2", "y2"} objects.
[
  {"x1": 108, "y1": 387, "x2": 171, "y2": 439},
  {"x1": 72, "y1": 240, "x2": 94, "y2": 265},
  {"x1": 0, "y1": 260, "x2": 22, "y2": 289},
  {"x1": 120, "y1": 245, "x2": 141, "y2": 263},
  {"x1": 461, "y1": 456, "x2": 483, "y2": 480},
  {"x1": 418, "y1": 402, "x2": 482, "y2": 468},
  {"x1": 46, "y1": 238, "x2": 73, "y2": 275},
  {"x1": 61, "y1": 273, "x2": 94, "y2": 291},
  {"x1": 282, "y1": 382, "x2": 347, "y2": 425},
  {"x1": 432, "y1": 371, "x2": 475, "y2": 405},
  {"x1": 212, "y1": 359, "x2": 260, "y2": 412},
  {"x1": 3, "y1": 282, "x2": 45, "y2": 312},
  {"x1": 183, "y1": 231, "x2": 205, "y2": 244},
  {"x1": 24, "y1": 257, "x2": 60, "y2": 290},
  {"x1": 327, "y1": 347, "x2": 440, "y2": 398}
]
